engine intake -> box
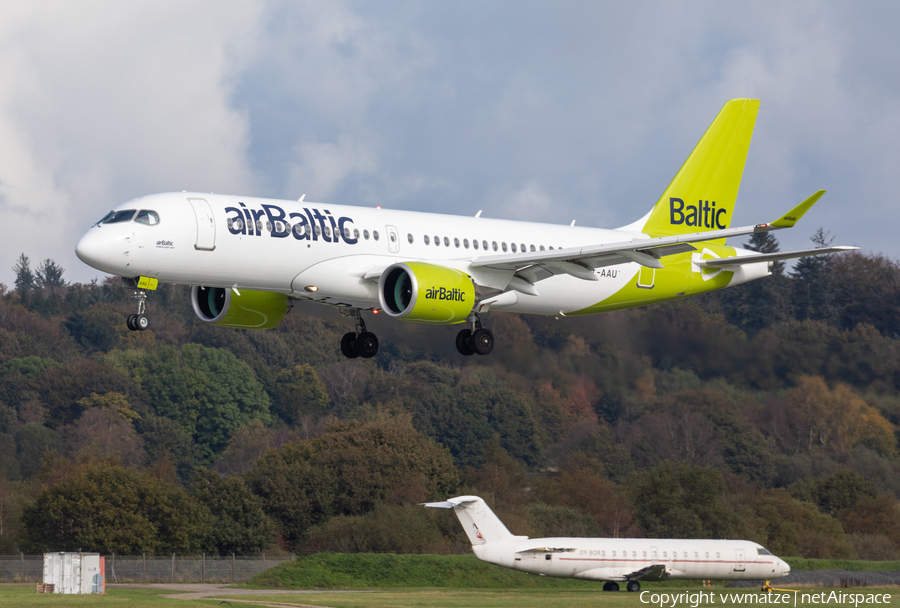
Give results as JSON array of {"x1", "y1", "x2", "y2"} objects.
[
  {"x1": 378, "y1": 262, "x2": 476, "y2": 324},
  {"x1": 191, "y1": 286, "x2": 290, "y2": 329}
]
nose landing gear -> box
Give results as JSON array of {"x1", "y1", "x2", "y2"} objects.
[
  {"x1": 340, "y1": 309, "x2": 379, "y2": 359},
  {"x1": 126, "y1": 290, "x2": 149, "y2": 332},
  {"x1": 456, "y1": 313, "x2": 493, "y2": 356}
]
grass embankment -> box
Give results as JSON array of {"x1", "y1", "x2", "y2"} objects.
[{"x1": 248, "y1": 553, "x2": 900, "y2": 590}]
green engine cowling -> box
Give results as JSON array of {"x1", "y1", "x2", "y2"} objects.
[
  {"x1": 378, "y1": 262, "x2": 476, "y2": 324},
  {"x1": 191, "y1": 286, "x2": 290, "y2": 329}
]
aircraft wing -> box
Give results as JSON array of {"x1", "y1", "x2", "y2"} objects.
[
  {"x1": 694, "y1": 246, "x2": 857, "y2": 268},
  {"x1": 624, "y1": 564, "x2": 669, "y2": 582},
  {"x1": 469, "y1": 190, "x2": 854, "y2": 283}
]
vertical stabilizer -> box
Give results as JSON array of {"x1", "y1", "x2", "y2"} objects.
[
  {"x1": 638, "y1": 98, "x2": 759, "y2": 240},
  {"x1": 423, "y1": 496, "x2": 521, "y2": 545}
]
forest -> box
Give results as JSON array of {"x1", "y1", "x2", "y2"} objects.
[{"x1": 1, "y1": 231, "x2": 899, "y2": 561}]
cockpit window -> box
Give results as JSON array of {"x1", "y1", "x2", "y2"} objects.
[
  {"x1": 757, "y1": 548, "x2": 774, "y2": 556},
  {"x1": 135, "y1": 210, "x2": 160, "y2": 225},
  {"x1": 101, "y1": 210, "x2": 136, "y2": 224}
]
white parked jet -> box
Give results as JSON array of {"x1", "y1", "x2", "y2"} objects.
[
  {"x1": 425, "y1": 495, "x2": 791, "y2": 592},
  {"x1": 75, "y1": 99, "x2": 855, "y2": 357}
]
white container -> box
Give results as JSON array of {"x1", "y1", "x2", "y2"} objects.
[{"x1": 42, "y1": 553, "x2": 105, "y2": 594}]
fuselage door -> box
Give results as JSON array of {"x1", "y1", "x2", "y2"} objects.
[
  {"x1": 189, "y1": 197, "x2": 216, "y2": 251},
  {"x1": 386, "y1": 225, "x2": 399, "y2": 253},
  {"x1": 650, "y1": 546, "x2": 658, "y2": 565},
  {"x1": 734, "y1": 549, "x2": 745, "y2": 572}
]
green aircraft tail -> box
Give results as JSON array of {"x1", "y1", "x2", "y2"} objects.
[{"x1": 640, "y1": 98, "x2": 759, "y2": 239}]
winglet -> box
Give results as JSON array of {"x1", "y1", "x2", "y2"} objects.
[{"x1": 769, "y1": 190, "x2": 825, "y2": 228}]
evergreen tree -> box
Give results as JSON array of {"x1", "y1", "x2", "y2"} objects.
[
  {"x1": 35, "y1": 259, "x2": 66, "y2": 288},
  {"x1": 12, "y1": 254, "x2": 34, "y2": 300},
  {"x1": 791, "y1": 228, "x2": 837, "y2": 324}
]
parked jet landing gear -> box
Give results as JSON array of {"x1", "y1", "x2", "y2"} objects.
[
  {"x1": 340, "y1": 310, "x2": 379, "y2": 359},
  {"x1": 602, "y1": 582, "x2": 620, "y2": 592},
  {"x1": 627, "y1": 580, "x2": 641, "y2": 592},
  {"x1": 126, "y1": 290, "x2": 149, "y2": 332},
  {"x1": 456, "y1": 314, "x2": 493, "y2": 356}
]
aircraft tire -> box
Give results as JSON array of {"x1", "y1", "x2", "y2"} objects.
[
  {"x1": 341, "y1": 332, "x2": 360, "y2": 359},
  {"x1": 456, "y1": 329, "x2": 475, "y2": 356},
  {"x1": 127, "y1": 314, "x2": 138, "y2": 331},
  {"x1": 472, "y1": 328, "x2": 494, "y2": 355},
  {"x1": 136, "y1": 315, "x2": 149, "y2": 331},
  {"x1": 627, "y1": 581, "x2": 640, "y2": 592},
  {"x1": 356, "y1": 332, "x2": 379, "y2": 358}
]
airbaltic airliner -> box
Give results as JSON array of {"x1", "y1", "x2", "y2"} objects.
[
  {"x1": 75, "y1": 99, "x2": 855, "y2": 358},
  {"x1": 425, "y1": 495, "x2": 791, "y2": 592}
]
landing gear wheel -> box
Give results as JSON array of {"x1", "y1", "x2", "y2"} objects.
[
  {"x1": 356, "y1": 332, "x2": 379, "y2": 358},
  {"x1": 341, "y1": 332, "x2": 360, "y2": 359},
  {"x1": 456, "y1": 329, "x2": 475, "y2": 356},
  {"x1": 627, "y1": 581, "x2": 640, "y2": 592},
  {"x1": 136, "y1": 315, "x2": 149, "y2": 331},
  {"x1": 127, "y1": 314, "x2": 138, "y2": 331},
  {"x1": 602, "y1": 582, "x2": 620, "y2": 592},
  {"x1": 762, "y1": 582, "x2": 773, "y2": 594},
  {"x1": 472, "y1": 328, "x2": 494, "y2": 355}
]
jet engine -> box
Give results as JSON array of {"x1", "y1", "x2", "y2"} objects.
[
  {"x1": 378, "y1": 262, "x2": 476, "y2": 324},
  {"x1": 191, "y1": 286, "x2": 290, "y2": 329}
]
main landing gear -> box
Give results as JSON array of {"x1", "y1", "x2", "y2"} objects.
[
  {"x1": 602, "y1": 582, "x2": 620, "y2": 592},
  {"x1": 627, "y1": 580, "x2": 641, "y2": 592},
  {"x1": 126, "y1": 290, "x2": 149, "y2": 332},
  {"x1": 455, "y1": 313, "x2": 493, "y2": 356},
  {"x1": 340, "y1": 309, "x2": 379, "y2": 359}
]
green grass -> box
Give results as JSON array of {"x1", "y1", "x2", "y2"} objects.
[
  {"x1": 247, "y1": 553, "x2": 900, "y2": 591},
  {"x1": 784, "y1": 557, "x2": 900, "y2": 572},
  {"x1": 0, "y1": 586, "x2": 208, "y2": 607}
]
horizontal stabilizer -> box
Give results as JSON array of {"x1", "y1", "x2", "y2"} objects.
[
  {"x1": 695, "y1": 246, "x2": 858, "y2": 268},
  {"x1": 422, "y1": 501, "x2": 455, "y2": 509}
]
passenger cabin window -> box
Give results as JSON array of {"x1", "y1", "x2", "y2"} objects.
[
  {"x1": 501, "y1": 242, "x2": 508, "y2": 252},
  {"x1": 101, "y1": 209, "x2": 136, "y2": 224},
  {"x1": 424, "y1": 235, "x2": 430, "y2": 245},
  {"x1": 643, "y1": 551, "x2": 647, "y2": 558},
  {"x1": 540, "y1": 245, "x2": 545, "y2": 251},
  {"x1": 407, "y1": 233, "x2": 413, "y2": 244},
  {"x1": 473, "y1": 239, "x2": 478, "y2": 250},
  {"x1": 521, "y1": 243, "x2": 526, "y2": 252},
  {"x1": 390, "y1": 232, "x2": 396, "y2": 242},
  {"x1": 135, "y1": 210, "x2": 160, "y2": 225},
  {"x1": 716, "y1": 552, "x2": 720, "y2": 559},
  {"x1": 663, "y1": 551, "x2": 667, "y2": 558},
  {"x1": 354, "y1": 229, "x2": 360, "y2": 239},
  {"x1": 345, "y1": 227, "x2": 352, "y2": 239},
  {"x1": 267, "y1": 221, "x2": 274, "y2": 233},
  {"x1": 443, "y1": 236, "x2": 449, "y2": 246},
  {"x1": 463, "y1": 238, "x2": 469, "y2": 249},
  {"x1": 482, "y1": 240, "x2": 488, "y2": 250},
  {"x1": 454, "y1": 237, "x2": 460, "y2": 248},
  {"x1": 612, "y1": 551, "x2": 616, "y2": 557},
  {"x1": 694, "y1": 552, "x2": 699, "y2": 558},
  {"x1": 492, "y1": 241, "x2": 498, "y2": 251},
  {"x1": 373, "y1": 230, "x2": 380, "y2": 241},
  {"x1": 530, "y1": 244, "x2": 536, "y2": 252},
  {"x1": 363, "y1": 230, "x2": 370, "y2": 240},
  {"x1": 511, "y1": 243, "x2": 517, "y2": 253},
  {"x1": 705, "y1": 552, "x2": 709, "y2": 558}
]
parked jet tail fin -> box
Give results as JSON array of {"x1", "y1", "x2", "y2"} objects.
[
  {"x1": 423, "y1": 495, "x2": 524, "y2": 546},
  {"x1": 635, "y1": 99, "x2": 760, "y2": 240}
]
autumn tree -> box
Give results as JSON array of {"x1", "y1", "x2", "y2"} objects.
[{"x1": 193, "y1": 470, "x2": 274, "y2": 555}]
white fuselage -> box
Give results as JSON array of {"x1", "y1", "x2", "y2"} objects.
[
  {"x1": 474, "y1": 537, "x2": 790, "y2": 582},
  {"x1": 74, "y1": 192, "x2": 705, "y2": 316}
]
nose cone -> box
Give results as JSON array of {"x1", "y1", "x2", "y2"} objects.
[
  {"x1": 75, "y1": 229, "x2": 104, "y2": 270},
  {"x1": 779, "y1": 559, "x2": 791, "y2": 578}
]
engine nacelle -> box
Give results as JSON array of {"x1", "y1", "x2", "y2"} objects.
[
  {"x1": 378, "y1": 262, "x2": 476, "y2": 324},
  {"x1": 191, "y1": 286, "x2": 290, "y2": 329}
]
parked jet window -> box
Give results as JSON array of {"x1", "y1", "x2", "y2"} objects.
[
  {"x1": 757, "y1": 548, "x2": 774, "y2": 556},
  {"x1": 424, "y1": 235, "x2": 430, "y2": 245},
  {"x1": 501, "y1": 242, "x2": 507, "y2": 252},
  {"x1": 373, "y1": 230, "x2": 380, "y2": 241},
  {"x1": 463, "y1": 239, "x2": 469, "y2": 249},
  {"x1": 101, "y1": 209, "x2": 136, "y2": 224},
  {"x1": 492, "y1": 241, "x2": 498, "y2": 251},
  {"x1": 705, "y1": 552, "x2": 709, "y2": 558},
  {"x1": 530, "y1": 244, "x2": 536, "y2": 252},
  {"x1": 434, "y1": 236, "x2": 440, "y2": 246},
  {"x1": 472, "y1": 239, "x2": 478, "y2": 250},
  {"x1": 633, "y1": 551, "x2": 637, "y2": 557},
  {"x1": 539, "y1": 245, "x2": 545, "y2": 251},
  {"x1": 135, "y1": 210, "x2": 160, "y2": 225},
  {"x1": 663, "y1": 552, "x2": 667, "y2": 558},
  {"x1": 549, "y1": 246, "x2": 554, "y2": 250},
  {"x1": 345, "y1": 227, "x2": 352, "y2": 239},
  {"x1": 715, "y1": 552, "x2": 720, "y2": 559},
  {"x1": 612, "y1": 551, "x2": 616, "y2": 557},
  {"x1": 363, "y1": 229, "x2": 369, "y2": 240},
  {"x1": 683, "y1": 552, "x2": 687, "y2": 558},
  {"x1": 408, "y1": 233, "x2": 413, "y2": 244},
  {"x1": 695, "y1": 552, "x2": 698, "y2": 558},
  {"x1": 511, "y1": 243, "x2": 517, "y2": 252},
  {"x1": 643, "y1": 551, "x2": 647, "y2": 558},
  {"x1": 521, "y1": 243, "x2": 526, "y2": 252},
  {"x1": 306, "y1": 225, "x2": 312, "y2": 235},
  {"x1": 601, "y1": 551, "x2": 605, "y2": 557},
  {"x1": 292, "y1": 224, "x2": 304, "y2": 237},
  {"x1": 354, "y1": 229, "x2": 360, "y2": 240},
  {"x1": 454, "y1": 237, "x2": 460, "y2": 248},
  {"x1": 443, "y1": 236, "x2": 450, "y2": 247},
  {"x1": 258, "y1": 220, "x2": 265, "y2": 233},
  {"x1": 324, "y1": 226, "x2": 332, "y2": 238}
]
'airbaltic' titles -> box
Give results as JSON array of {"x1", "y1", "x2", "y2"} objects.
[
  {"x1": 670, "y1": 198, "x2": 727, "y2": 229},
  {"x1": 426, "y1": 287, "x2": 466, "y2": 302},
  {"x1": 225, "y1": 203, "x2": 357, "y2": 243}
]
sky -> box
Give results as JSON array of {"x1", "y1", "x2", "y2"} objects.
[{"x1": 1, "y1": 0, "x2": 898, "y2": 286}]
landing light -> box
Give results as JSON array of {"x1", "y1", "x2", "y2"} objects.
[{"x1": 304, "y1": 285, "x2": 319, "y2": 292}]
